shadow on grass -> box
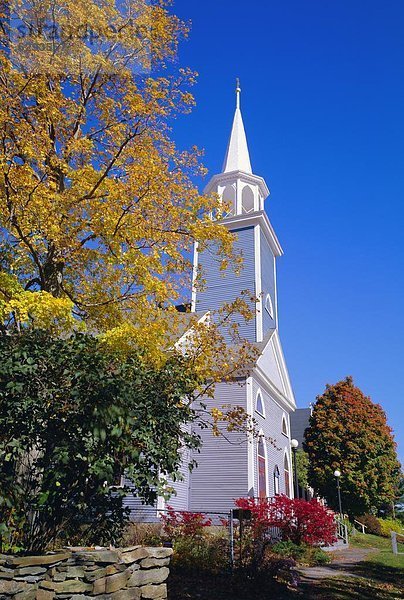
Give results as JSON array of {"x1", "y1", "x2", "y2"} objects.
[
  {"x1": 299, "y1": 561, "x2": 404, "y2": 600},
  {"x1": 351, "y1": 560, "x2": 404, "y2": 586},
  {"x1": 167, "y1": 560, "x2": 404, "y2": 600}
]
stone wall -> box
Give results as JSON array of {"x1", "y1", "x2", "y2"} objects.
[{"x1": 0, "y1": 546, "x2": 172, "y2": 600}]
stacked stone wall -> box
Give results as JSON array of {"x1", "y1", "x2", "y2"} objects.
[{"x1": 0, "y1": 546, "x2": 172, "y2": 600}]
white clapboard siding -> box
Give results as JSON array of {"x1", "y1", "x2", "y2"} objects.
[
  {"x1": 195, "y1": 226, "x2": 257, "y2": 343},
  {"x1": 122, "y1": 478, "x2": 159, "y2": 522},
  {"x1": 260, "y1": 229, "x2": 277, "y2": 336},
  {"x1": 165, "y1": 445, "x2": 191, "y2": 511},
  {"x1": 189, "y1": 380, "x2": 249, "y2": 514}
]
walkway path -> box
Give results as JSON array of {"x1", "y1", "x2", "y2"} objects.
[{"x1": 298, "y1": 546, "x2": 376, "y2": 582}]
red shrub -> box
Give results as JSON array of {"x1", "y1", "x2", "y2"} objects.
[
  {"x1": 234, "y1": 496, "x2": 337, "y2": 547},
  {"x1": 235, "y1": 496, "x2": 273, "y2": 539},
  {"x1": 161, "y1": 506, "x2": 212, "y2": 540}
]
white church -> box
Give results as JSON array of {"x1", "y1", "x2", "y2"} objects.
[{"x1": 126, "y1": 85, "x2": 297, "y2": 517}]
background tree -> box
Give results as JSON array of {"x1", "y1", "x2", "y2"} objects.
[
  {"x1": 0, "y1": 330, "x2": 201, "y2": 553},
  {"x1": 0, "y1": 0, "x2": 255, "y2": 373},
  {"x1": 295, "y1": 450, "x2": 309, "y2": 491},
  {"x1": 304, "y1": 377, "x2": 401, "y2": 518}
]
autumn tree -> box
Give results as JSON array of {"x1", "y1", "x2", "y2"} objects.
[
  {"x1": 0, "y1": 0, "x2": 256, "y2": 377},
  {"x1": 304, "y1": 377, "x2": 401, "y2": 517}
]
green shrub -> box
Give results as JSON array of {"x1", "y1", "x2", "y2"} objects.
[
  {"x1": 172, "y1": 534, "x2": 229, "y2": 573},
  {"x1": 271, "y1": 541, "x2": 305, "y2": 560},
  {"x1": 377, "y1": 518, "x2": 403, "y2": 538},
  {"x1": 307, "y1": 547, "x2": 331, "y2": 565},
  {"x1": 357, "y1": 514, "x2": 382, "y2": 536},
  {"x1": 270, "y1": 541, "x2": 330, "y2": 566},
  {"x1": 0, "y1": 331, "x2": 200, "y2": 554}
]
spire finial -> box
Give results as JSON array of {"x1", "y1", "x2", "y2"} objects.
[
  {"x1": 236, "y1": 78, "x2": 241, "y2": 109},
  {"x1": 222, "y1": 79, "x2": 252, "y2": 174}
]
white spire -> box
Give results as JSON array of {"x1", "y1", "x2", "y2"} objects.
[{"x1": 222, "y1": 79, "x2": 252, "y2": 174}]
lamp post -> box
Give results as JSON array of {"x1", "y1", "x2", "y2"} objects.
[
  {"x1": 334, "y1": 470, "x2": 343, "y2": 518},
  {"x1": 291, "y1": 439, "x2": 299, "y2": 499}
]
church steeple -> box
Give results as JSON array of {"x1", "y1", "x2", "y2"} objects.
[
  {"x1": 195, "y1": 84, "x2": 284, "y2": 342},
  {"x1": 204, "y1": 81, "x2": 269, "y2": 217},
  {"x1": 222, "y1": 80, "x2": 252, "y2": 174}
]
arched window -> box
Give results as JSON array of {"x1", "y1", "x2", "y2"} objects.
[
  {"x1": 222, "y1": 185, "x2": 236, "y2": 216},
  {"x1": 256, "y1": 390, "x2": 265, "y2": 417},
  {"x1": 273, "y1": 466, "x2": 280, "y2": 496},
  {"x1": 284, "y1": 453, "x2": 291, "y2": 498},
  {"x1": 241, "y1": 185, "x2": 255, "y2": 213},
  {"x1": 258, "y1": 436, "x2": 267, "y2": 499},
  {"x1": 282, "y1": 415, "x2": 288, "y2": 436},
  {"x1": 265, "y1": 294, "x2": 274, "y2": 318}
]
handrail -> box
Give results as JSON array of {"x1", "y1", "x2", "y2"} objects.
[
  {"x1": 354, "y1": 519, "x2": 367, "y2": 534},
  {"x1": 335, "y1": 517, "x2": 349, "y2": 545}
]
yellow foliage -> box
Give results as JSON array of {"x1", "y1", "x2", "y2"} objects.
[
  {"x1": 0, "y1": 271, "x2": 76, "y2": 333},
  {"x1": 0, "y1": 0, "x2": 260, "y2": 399}
]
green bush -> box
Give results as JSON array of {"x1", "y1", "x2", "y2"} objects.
[
  {"x1": 306, "y1": 547, "x2": 331, "y2": 566},
  {"x1": 357, "y1": 514, "x2": 382, "y2": 536},
  {"x1": 0, "y1": 331, "x2": 200, "y2": 554},
  {"x1": 172, "y1": 534, "x2": 229, "y2": 573},
  {"x1": 270, "y1": 541, "x2": 330, "y2": 566},
  {"x1": 271, "y1": 541, "x2": 305, "y2": 560},
  {"x1": 377, "y1": 518, "x2": 403, "y2": 538}
]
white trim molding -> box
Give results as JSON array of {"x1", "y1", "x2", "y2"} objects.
[
  {"x1": 258, "y1": 428, "x2": 270, "y2": 498},
  {"x1": 191, "y1": 241, "x2": 199, "y2": 313},
  {"x1": 265, "y1": 293, "x2": 274, "y2": 319},
  {"x1": 281, "y1": 413, "x2": 288, "y2": 436},
  {"x1": 246, "y1": 377, "x2": 255, "y2": 496},
  {"x1": 255, "y1": 387, "x2": 266, "y2": 418},
  {"x1": 254, "y1": 224, "x2": 263, "y2": 343},
  {"x1": 283, "y1": 448, "x2": 293, "y2": 498}
]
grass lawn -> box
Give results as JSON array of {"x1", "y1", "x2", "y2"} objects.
[{"x1": 350, "y1": 532, "x2": 404, "y2": 570}]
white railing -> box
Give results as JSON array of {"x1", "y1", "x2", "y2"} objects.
[
  {"x1": 391, "y1": 531, "x2": 404, "y2": 555},
  {"x1": 353, "y1": 519, "x2": 367, "y2": 534},
  {"x1": 335, "y1": 517, "x2": 349, "y2": 544}
]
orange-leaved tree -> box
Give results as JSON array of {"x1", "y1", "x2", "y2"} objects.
[{"x1": 304, "y1": 377, "x2": 401, "y2": 517}]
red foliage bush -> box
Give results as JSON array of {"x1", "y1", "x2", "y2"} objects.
[
  {"x1": 234, "y1": 495, "x2": 337, "y2": 547},
  {"x1": 161, "y1": 506, "x2": 212, "y2": 540}
]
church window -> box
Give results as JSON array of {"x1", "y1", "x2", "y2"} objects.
[
  {"x1": 256, "y1": 390, "x2": 265, "y2": 417},
  {"x1": 284, "y1": 453, "x2": 291, "y2": 498},
  {"x1": 258, "y1": 435, "x2": 267, "y2": 499},
  {"x1": 273, "y1": 466, "x2": 280, "y2": 495},
  {"x1": 282, "y1": 415, "x2": 288, "y2": 436},
  {"x1": 241, "y1": 185, "x2": 255, "y2": 213},
  {"x1": 265, "y1": 294, "x2": 274, "y2": 318},
  {"x1": 222, "y1": 185, "x2": 236, "y2": 216}
]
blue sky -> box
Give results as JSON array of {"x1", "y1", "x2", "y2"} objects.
[{"x1": 170, "y1": 0, "x2": 404, "y2": 463}]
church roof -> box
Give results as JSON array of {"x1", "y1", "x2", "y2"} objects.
[{"x1": 222, "y1": 81, "x2": 252, "y2": 174}]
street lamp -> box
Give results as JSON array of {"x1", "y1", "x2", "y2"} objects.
[
  {"x1": 291, "y1": 439, "x2": 299, "y2": 499},
  {"x1": 334, "y1": 469, "x2": 343, "y2": 518}
]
